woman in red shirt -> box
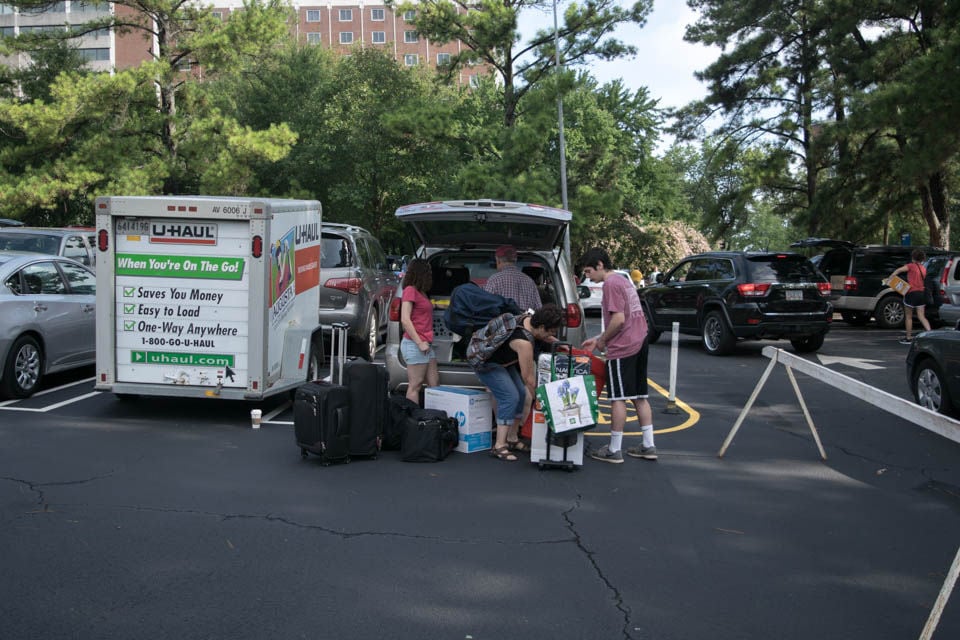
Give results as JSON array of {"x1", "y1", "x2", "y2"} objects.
[
  {"x1": 890, "y1": 249, "x2": 931, "y2": 344},
  {"x1": 400, "y1": 259, "x2": 438, "y2": 403}
]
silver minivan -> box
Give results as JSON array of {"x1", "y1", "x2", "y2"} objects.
[{"x1": 383, "y1": 200, "x2": 587, "y2": 392}]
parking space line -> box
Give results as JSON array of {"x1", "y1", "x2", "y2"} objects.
[
  {"x1": 0, "y1": 391, "x2": 101, "y2": 412},
  {"x1": 585, "y1": 378, "x2": 700, "y2": 437},
  {"x1": 0, "y1": 377, "x2": 96, "y2": 407}
]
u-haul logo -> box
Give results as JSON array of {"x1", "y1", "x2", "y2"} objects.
[{"x1": 150, "y1": 223, "x2": 218, "y2": 246}]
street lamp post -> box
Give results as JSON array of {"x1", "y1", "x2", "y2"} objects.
[{"x1": 552, "y1": 0, "x2": 572, "y2": 261}]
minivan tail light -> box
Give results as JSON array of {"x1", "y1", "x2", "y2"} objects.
[
  {"x1": 736, "y1": 283, "x2": 771, "y2": 297},
  {"x1": 844, "y1": 276, "x2": 857, "y2": 291},
  {"x1": 816, "y1": 282, "x2": 831, "y2": 296},
  {"x1": 325, "y1": 277, "x2": 362, "y2": 295},
  {"x1": 565, "y1": 303, "x2": 582, "y2": 328},
  {"x1": 389, "y1": 297, "x2": 402, "y2": 322}
]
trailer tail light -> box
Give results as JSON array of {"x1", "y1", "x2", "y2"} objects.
[
  {"x1": 97, "y1": 229, "x2": 109, "y2": 252},
  {"x1": 816, "y1": 282, "x2": 831, "y2": 296},
  {"x1": 251, "y1": 235, "x2": 263, "y2": 258},
  {"x1": 565, "y1": 302, "x2": 582, "y2": 328},
  {"x1": 844, "y1": 276, "x2": 857, "y2": 291},
  {"x1": 325, "y1": 277, "x2": 362, "y2": 295},
  {"x1": 736, "y1": 283, "x2": 771, "y2": 297},
  {"x1": 389, "y1": 297, "x2": 402, "y2": 322}
]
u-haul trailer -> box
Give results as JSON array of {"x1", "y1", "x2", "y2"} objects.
[{"x1": 94, "y1": 196, "x2": 323, "y2": 400}]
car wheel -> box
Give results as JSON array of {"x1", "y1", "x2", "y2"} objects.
[
  {"x1": 1, "y1": 335, "x2": 43, "y2": 399},
  {"x1": 913, "y1": 359, "x2": 955, "y2": 416},
  {"x1": 354, "y1": 311, "x2": 378, "y2": 361},
  {"x1": 875, "y1": 295, "x2": 905, "y2": 329},
  {"x1": 840, "y1": 310, "x2": 871, "y2": 326},
  {"x1": 642, "y1": 304, "x2": 661, "y2": 344},
  {"x1": 701, "y1": 311, "x2": 735, "y2": 356},
  {"x1": 790, "y1": 333, "x2": 825, "y2": 353},
  {"x1": 307, "y1": 337, "x2": 324, "y2": 381}
]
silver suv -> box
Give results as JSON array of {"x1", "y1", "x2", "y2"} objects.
[
  {"x1": 318, "y1": 223, "x2": 399, "y2": 360},
  {"x1": 0, "y1": 227, "x2": 96, "y2": 269},
  {"x1": 384, "y1": 200, "x2": 586, "y2": 391}
]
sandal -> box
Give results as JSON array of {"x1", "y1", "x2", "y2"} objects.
[
  {"x1": 506, "y1": 439, "x2": 528, "y2": 453},
  {"x1": 490, "y1": 446, "x2": 518, "y2": 462}
]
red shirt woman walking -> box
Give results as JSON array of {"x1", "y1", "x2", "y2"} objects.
[{"x1": 890, "y1": 249, "x2": 930, "y2": 344}]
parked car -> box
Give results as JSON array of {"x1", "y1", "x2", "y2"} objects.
[
  {"x1": 906, "y1": 327, "x2": 960, "y2": 416},
  {"x1": 924, "y1": 253, "x2": 960, "y2": 328},
  {"x1": 0, "y1": 227, "x2": 97, "y2": 269},
  {"x1": 384, "y1": 200, "x2": 586, "y2": 392},
  {"x1": 318, "y1": 223, "x2": 399, "y2": 360},
  {"x1": 0, "y1": 218, "x2": 24, "y2": 227},
  {"x1": 791, "y1": 238, "x2": 949, "y2": 329},
  {"x1": 0, "y1": 252, "x2": 97, "y2": 398},
  {"x1": 580, "y1": 269, "x2": 632, "y2": 313},
  {"x1": 639, "y1": 251, "x2": 832, "y2": 355}
]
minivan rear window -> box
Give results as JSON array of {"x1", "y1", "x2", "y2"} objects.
[{"x1": 747, "y1": 255, "x2": 820, "y2": 283}]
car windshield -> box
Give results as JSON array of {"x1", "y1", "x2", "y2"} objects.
[
  {"x1": 747, "y1": 255, "x2": 821, "y2": 283},
  {"x1": 0, "y1": 233, "x2": 60, "y2": 255}
]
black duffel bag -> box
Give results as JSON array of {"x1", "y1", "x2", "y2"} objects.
[{"x1": 401, "y1": 409, "x2": 459, "y2": 462}]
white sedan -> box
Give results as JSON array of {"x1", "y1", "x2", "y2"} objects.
[
  {"x1": 0, "y1": 251, "x2": 96, "y2": 398},
  {"x1": 579, "y1": 269, "x2": 633, "y2": 313}
]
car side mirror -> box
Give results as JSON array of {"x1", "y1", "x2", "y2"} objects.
[{"x1": 578, "y1": 285, "x2": 590, "y2": 300}]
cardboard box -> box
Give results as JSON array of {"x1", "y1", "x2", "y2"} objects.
[
  {"x1": 886, "y1": 275, "x2": 910, "y2": 295},
  {"x1": 424, "y1": 386, "x2": 492, "y2": 453},
  {"x1": 529, "y1": 408, "x2": 584, "y2": 466}
]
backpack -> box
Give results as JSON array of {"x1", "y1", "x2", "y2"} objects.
[
  {"x1": 443, "y1": 282, "x2": 522, "y2": 337},
  {"x1": 466, "y1": 312, "x2": 527, "y2": 368}
]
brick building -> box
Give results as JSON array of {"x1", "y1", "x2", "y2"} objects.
[{"x1": 0, "y1": 1, "x2": 484, "y2": 86}]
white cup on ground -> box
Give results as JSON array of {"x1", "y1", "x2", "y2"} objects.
[{"x1": 251, "y1": 409, "x2": 262, "y2": 429}]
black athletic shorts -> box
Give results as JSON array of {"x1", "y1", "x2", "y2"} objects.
[
  {"x1": 904, "y1": 291, "x2": 926, "y2": 308},
  {"x1": 605, "y1": 341, "x2": 649, "y2": 400}
]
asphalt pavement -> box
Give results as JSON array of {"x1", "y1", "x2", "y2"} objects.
[{"x1": 1, "y1": 319, "x2": 959, "y2": 639}]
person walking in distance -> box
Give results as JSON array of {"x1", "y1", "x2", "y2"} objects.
[
  {"x1": 399, "y1": 258, "x2": 438, "y2": 404},
  {"x1": 485, "y1": 245, "x2": 542, "y2": 312},
  {"x1": 580, "y1": 247, "x2": 657, "y2": 463},
  {"x1": 890, "y1": 248, "x2": 931, "y2": 345}
]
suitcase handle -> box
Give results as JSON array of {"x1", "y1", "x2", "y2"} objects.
[
  {"x1": 330, "y1": 322, "x2": 349, "y2": 384},
  {"x1": 549, "y1": 341, "x2": 574, "y2": 376}
]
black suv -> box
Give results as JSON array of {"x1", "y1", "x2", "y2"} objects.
[
  {"x1": 318, "y1": 223, "x2": 399, "y2": 360},
  {"x1": 791, "y1": 239, "x2": 948, "y2": 329},
  {"x1": 639, "y1": 251, "x2": 832, "y2": 355}
]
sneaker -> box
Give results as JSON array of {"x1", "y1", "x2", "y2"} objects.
[
  {"x1": 899, "y1": 337, "x2": 913, "y2": 345},
  {"x1": 589, "y1": 444, "x2": 624, "y2": 464},
  {"x1": 626, "y1": 445, "x2": 658, "y2": 460}
]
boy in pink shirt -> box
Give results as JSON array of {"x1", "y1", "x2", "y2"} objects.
[{"x1": 580, "y1": 247, "x2": 657, "y2": 463}]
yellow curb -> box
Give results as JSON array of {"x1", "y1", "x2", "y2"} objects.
[{"x1": 583, "y1": 378, "x2": 700, "y2": 436}]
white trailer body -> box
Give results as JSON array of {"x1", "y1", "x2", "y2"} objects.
[{"x1": 95, "y1": 196, "x2": 323, "y2": 400}]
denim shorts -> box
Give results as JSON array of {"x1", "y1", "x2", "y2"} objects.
[
  {"x1": 401, "y1": 337, "x2": 436, "y2": 365},
  {"x1": 475, "y1": 362, "x2": 527, "y2": 425}
]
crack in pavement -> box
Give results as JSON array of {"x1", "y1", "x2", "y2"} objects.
[
  {"x1": 561, "y1": 494, "x2": 634, "y2": 640},
  {"x1": 2, "y1": 472, "x2": 117, "y2": 512}
]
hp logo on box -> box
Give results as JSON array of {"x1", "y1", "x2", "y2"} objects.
[{"x1": 454, "y1": 410, "x2": 467, "y2": 426}]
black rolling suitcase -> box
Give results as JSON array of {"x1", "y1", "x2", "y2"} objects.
[
  {"x1": 294, "y1": 324, "x2": 351, "y2": 465},
  {"x1": 342, "y1": 358, "x2": 388, "y2": 458}
]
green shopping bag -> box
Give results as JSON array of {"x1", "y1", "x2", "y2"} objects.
[{"x1": 535, "y1": 374, "x2": 599, "y2": 434}]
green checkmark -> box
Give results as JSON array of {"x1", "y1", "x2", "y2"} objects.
[
  {"x1": 123, "y1": 321, "x2": 135, "y2": 331},
  {"x1": 123, "y1": 287, "x2": 135, "y2": 297},
  {"x1": 123, "y1": 304, "x2": 135, "y2": 314}
]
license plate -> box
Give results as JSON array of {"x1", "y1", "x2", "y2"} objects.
[{"x1": 786, "y1": 289, "x2": 802, "y2": 301}]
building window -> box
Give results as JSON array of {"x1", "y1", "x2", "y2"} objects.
[
  {"x1": 90, "y1": 27, "x2": 109, "y2": 39},
  {"x1": 338, "y1": 8, "x2": 352, "y2": 21},
  {"x1": 339, "y1": 31, "x2": 353, "y2": 44},
  {"x1": 372, "y1": 31, "x2": 385, "y2": 44},
  {"x1": 404, "y1": 30, "x2": 418, "y2": 43},
  {"x1": 71, "y1": 1, "x2": 109, "y2": 11},
  {"x1": 0, "y1": 26, "x2": 14, "y2": 37},
  {"x1": 437, "y1": 52, "x2": 451, "y2": 66},
  {"x1": 404, "y1": 54, "x2": 418, "y2": 66},
  {"x1": 469, "y1": 74, "x2": 480, "y2": 88},
  {"x1": 306, "y1": 9, "x2": 320, "y2": 22},
  {"x1": 0, "y1": 4, "x2": 15, "y2": 15},
  {"x1": 306, "y1": 32, "x2": 321, "y2": 44},
  {"x1": 403, "y1": 9, "x2": 416, "y2": 21},
  {"x1": 210, "y1": 11, "x2": 222, "y2": 20},
  {"x1": 79, "y1": 47, "x2": 110, "y2": 62},
  {"x1": 370, "y1": 8, "x2": 384, "y2": 21}
]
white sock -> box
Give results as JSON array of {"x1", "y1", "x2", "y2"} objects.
[
  {"x1": 609, "y1": 431, "x2": 623, "y2": 453},
  {"x1": 641, "y1": 425, "x2": 654, "y2": 448}
]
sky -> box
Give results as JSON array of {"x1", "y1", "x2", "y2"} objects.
[{"x1": 518, "y1": 1, "x2": 720, "y2": 112}]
